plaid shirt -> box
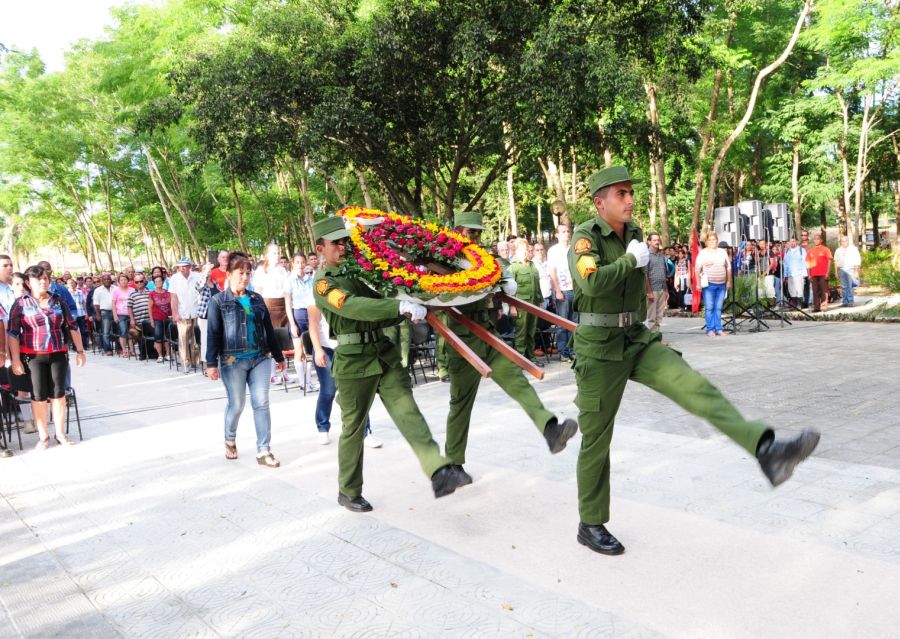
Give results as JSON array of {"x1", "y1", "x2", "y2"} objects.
[{"x1": 7, "y1": 293, "x2": 77, "y2": 354}]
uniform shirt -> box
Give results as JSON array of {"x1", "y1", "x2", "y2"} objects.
[
  {"x1": 7, "y1": 293, "x2": 77, "y2": 355},
  {"x1": 568, "y1": 215, "x2": 652, "y2": 361},
  {"x1": 92, "y1": 285, "x2": 114, "y2": 311},
  {"x1": 509, "y1": 258, "x2": 542, "y2": 304},
  {"x1": 547, "y1": 243, "x2": 573, "y2": 292},
  {"x1": 312, "y1": 263, "x2": 404, "y2": 379}
]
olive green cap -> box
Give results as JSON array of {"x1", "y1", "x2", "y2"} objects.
[
  {"x1": 312, "y1": 216, "x2": 350, "y2": 241},
  {"x1": 454, "y1": 210, "x2": 483, "y2": 230},
  {"x1": 588, "y1": 165, "x2": 640, "y2": 196}
]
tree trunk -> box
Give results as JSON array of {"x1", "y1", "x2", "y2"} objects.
[
  {"x1": 356, "y1": 169, "x2": 373, "y2": 208},
  {"x1": 327, "y1": 176, "x2": 347, "y2": 207},
  {"x1": 704, "y1": 0, "x2": 811, "y2": 232},
  {"x1": 539, "y1": 156, "x2": 570, "y2": 228},
  {"x1": 142, "y1": 146, "x2": 185, "y2": 258},
  {"x1": 228, "y1": 172, "x2": 248, "y2": 253},
  {"x1": 506, "y1": 165, "x2": 517, "y2": 236},
  {"x1": 836, "y1": 89, "x2": 853, "y2": 241},
  {"x1": 145, "y1": 145, "x2": 202, "y2": 259},
  {"x1": 645, "y1": 81, "x2": 670, "y2": 244},
  {"x1": 102, "y1": 172, "x2": 116, "y2": 270},
  {"x1": 649, "y1": 160, "x2": 657, "y2": 229},
  {"x1": 791, "y1": 141, "x2": 802, "y2": 239},
  {"x1": 570, "y1": 146, "x2": 577, "y2": 204}
]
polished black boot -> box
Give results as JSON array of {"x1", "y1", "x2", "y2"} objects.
[
  {"x1": 338, "y1": 492, "x2": 373, "y2": 512},
  {"x1": 544, "y1": 418, "x2": 578, "y2": 454},
  {"x1": 577, "y1": 523, "x2": 625, "y2": 555},
  {"x1": 757, "y1": 429, "x2": 821, "y2": 487},
  {"x1": 453, "y1": 464, "x2": 473, "y2": 487},
  {"x1": 432, "y1": 465, "x2": 465, "y2": 498}
]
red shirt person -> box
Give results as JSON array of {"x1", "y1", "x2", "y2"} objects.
[{"x1": 805, "y1": 233, "x2": 833, "y2": 312}]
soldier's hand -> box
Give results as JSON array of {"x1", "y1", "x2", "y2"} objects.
[
  {"x1": 501, "y1": 278, "x2": 518, "y2": 296},
  {"x1": 399, "y1": 301, "x2": 427, "y2": 322},
  {"x1": 626, "y1": 239, "x2": 650, "y2": 268}
]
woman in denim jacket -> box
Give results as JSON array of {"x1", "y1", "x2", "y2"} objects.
[{"x1": 206, "y1": 252, "x2": 285, "y2": 467}]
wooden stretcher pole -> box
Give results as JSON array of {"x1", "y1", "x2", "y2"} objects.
[
  {"x1": 425, "y1": 311, "x2": 492, "y2": 378},
  {"x1": 495, "y1": 292, "x2": 578, "y2": 332},
  {"x1": 444, "y1": 307, "x2": 545, "y2": 380}
]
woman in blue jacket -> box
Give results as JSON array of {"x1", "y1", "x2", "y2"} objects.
[{"x1": 206, "y1": 252, "x2": 285, "y2": 467}]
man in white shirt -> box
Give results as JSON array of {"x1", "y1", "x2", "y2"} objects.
[
  {"x1": 532, "y1": 243, "x2": 552, "y2": 309},
  {"x1": 168, "y1": 257, "x2": 203, "y2": 371},
  {"x1": 833, "y1": 236, "x2": 862, "y2": 307},
  {"x1": 92, "y1": 273, "x2": 115, "y2": 355},
  {"x1": 547, "y1": 224, "x2": 575, "y2": 362}
]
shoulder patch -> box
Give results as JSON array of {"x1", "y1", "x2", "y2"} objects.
[
  {"x1": 576, "y1": 255, "x2": 597, "y2": 279},
  {"x1": 315, "y1": 280, "x2": 328, "y2": 296},
  {"x1": 326, "y1": 289, "x2": 347, "y2": 309},
  {"x1": 574, "y1": 238, "x2": 593, "y2": 254}
]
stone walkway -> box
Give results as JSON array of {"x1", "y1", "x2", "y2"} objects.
[{"x1": 1, "y1": 318, "x2": 898, "y2": 638}]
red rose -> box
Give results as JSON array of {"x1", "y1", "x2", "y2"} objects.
[
  {"x1": 392, "y1": 276, "x2": 404, "y2": 285},
  {"x1": 417, "y1": 241, "x2": 425, "y2": 248},
  {"x1": 363, "y1": 263, "x2": 374, "y2": 271},
  {"x1": 404, "y1": 279, "x2": 415, "y2": 287},
  {"x1": 382, "y1": 272, "x2": 391, "y2": 279},
  {"x1": 436, "y1": 232, "x2": 447, "y2": 243}
]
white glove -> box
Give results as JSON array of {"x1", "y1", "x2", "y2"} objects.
[
  {"x1": 501, "y1": 278, "x2": 518, "y2": 296},
  {"x1": 399, "y1": 300, "x2": 427, "y2": 322},
  {"x1": 626, "y1": 239, "x2": 649, "y2": 268}
]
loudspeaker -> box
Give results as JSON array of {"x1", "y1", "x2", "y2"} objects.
[
  {"x1": 765, "y1": 203, "x2": 791, "y2": 241},
  {"x1": 738, "y1": 200, "x2": 771, "y2": 240},
  {"x1": 714, "y1": 206, "x2": 741, "y2": 248}
]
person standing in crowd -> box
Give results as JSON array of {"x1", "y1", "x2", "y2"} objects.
[
  {"x1": 286, "y1": 253, "x2": 318, "y2": 392},
  {"x1": 0, "y1": 254, "x2": 15, "y2": 316},
  {"x1": 146, "y1": 266, "x2": 168, "y2": 291},
  {"x1": 508, "y1": 238, "x2": 543, "y2": 364},
  {"x1": 194, "y1": 262, "x2": 217, "y2": 372},
  {"x1": 127, "y1": 272, "x2": 151, "y2": 360},
  {"x1": 531, "y1": 243, "x2": 552, "y2": 311},
  {"x1": 209, "y1": 249, "x2": 229, "y2": 292},
  {"x1": 147, "y1": 274, "x2": 172, "y2": 362},
  {"x1": 206, "y1": 252, "x2": 285, "y2": 468},
  {"x1": 696, "y1": 231, "x2": 732, "y2": 337},
  {"x1": 7, "y1": 265, "x2": 87, "y2": 449},
  {"x1": 548, "y1": 224, "x2": 575, "y2": 362},
  {"x1": 569, "y1": 166, "x2": 819, "y2": 556},
  {"x1": 111, "y1": 274, "x2": 134, "y2": 357},
  {"x1": 92, "y1": 273, "x2": 114, "y2": 355},
  {"x1": 443, "y1": 212, "x2": 578, "y2": 486},
  {"x1": 252, "y1": 242, "x2": 292, "y2": 385},
  {"x1": 644, "y1": 232, "x2": 668, "y2": 335},
  {"x1": 783, "y1": 236, "x2": 807, "y2": 307},
  {"x1": 312, "y1": 216, "x2": 465, "y2": 512},
  {"x1": 833, "y1": 236, "x2": 861, "y2": 307},
  {"x1": 66, "y1": 278, "x2": 89, "y2": 349},
  {"x1": 805, "y1": 232, "x2": 833, "y2": 312},
  {"x1": 168, "y1": 257, "x2": 202, "y2": 372},
  {"x1": 37, "y1": 260, "x2": 77, "y2": 317},
  {"x1": 674, "y1": 248, "x2": 690, "y2": 308}
]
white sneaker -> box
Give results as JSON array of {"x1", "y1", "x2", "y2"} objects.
[
  {"x1": 305, "y1": 382, "x2": 319, "y2": 392},
  {"x1": 318, "y1": 432, "x2": 330, "y2": 446},
  {"x1": 365, "y1": 436, "x2": 383, "y2": 449},
  {"x1": 270, "y1": 375, "x2": 281, "y2": 385}
]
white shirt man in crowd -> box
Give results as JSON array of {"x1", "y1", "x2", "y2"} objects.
[
  {"x1": 833, "y1": 236, "x2": 862, "y2": 307},
  {"x1": 0, "y1": 254, "x2": 15, "y2": 316},
  {"x1": 547, "y1": 224, "x2": 575, "y2": 362},
  {"x1": 92, "y1": 273, "x2": 115, "y2": 355},
  {"x1": 531, "y1": 243, "x2": 552, "y2": 309},
  {"x1": 168, "y1": 257, "x2": 203, "y2": 371}
]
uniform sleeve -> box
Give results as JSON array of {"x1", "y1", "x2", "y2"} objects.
[
  {"x1": 312, "y1": 274, "x2": 401, "y2": 321},
  {"x1": 568, "y1": 228, "x2": 637, "y2": 298}
]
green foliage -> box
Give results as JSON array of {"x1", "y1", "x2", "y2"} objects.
[{"x1": 862, "y1": 250, "x2": 900, "y2": 292}]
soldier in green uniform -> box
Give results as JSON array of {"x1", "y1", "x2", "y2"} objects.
[
  {"x1": 311, "y1": 216, "x2": 465, "y2": 512},
  {"x1": 508, "y1": 238, "x2": 543, "y2": 364},
  {"x1": 444, "y1": 211, "x2": 578, "y2": 485},
  {"x1": 569, "y1": 166, "x2": 820, "y2": 555}
]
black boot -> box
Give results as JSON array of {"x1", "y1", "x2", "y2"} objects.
[
  {"x1": 432, "y1": 465, "x2": 466, "y2": 498},
  {"x1": 338, "y1": 492, "x2": 373, "y2": 512},
  {"x1": 577, "y1": 523, "x2": 625, "y2": 555},
  {"x1": 544, "y1": 418, "x2": 578, "y2": 454},
  {"x1": 453, "y1": 464, "x2": 473, "y2": 487},
  {"x1": 756, "y1": 429, "x2": 820, "y2": 487}
]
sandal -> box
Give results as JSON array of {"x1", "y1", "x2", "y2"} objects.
[
  {"x1": 35, "y1": 438, "x2": 50, "y2": 450},
  {"x1": 225, "y1": 441, "x2": 238, "y2": 460},
  {"x1": 256, "y1": 452, "x2": 280, "y2": 468},
  {"x1": 54, "y1": 436, "x2": 75, "y2": 446}
]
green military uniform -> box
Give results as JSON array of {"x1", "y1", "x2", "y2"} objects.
[
  {"x1": 570, "y1": 167, "x2": 770, "y2": 525},
  {"x1": 508, "y1": 257, "x2": 542, "y2": 360},
  {"x1": 311, "y1": 218, "x2": 449, "y2": 498},
  {"x1": 445, "y1": 212, "x2": 557, "y2": 466}
]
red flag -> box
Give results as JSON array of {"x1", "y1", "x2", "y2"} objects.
[{"x1": 690, "y1": 227, "x2": 701, "y2": 313}]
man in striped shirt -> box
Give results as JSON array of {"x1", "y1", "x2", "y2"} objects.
[{"x1": 127, "y1": 274, "x2": 152, "y2": 360}]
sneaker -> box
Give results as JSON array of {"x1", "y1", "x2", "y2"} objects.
[
  {"x1": 365, "y1": 436, "x2": 383, "y2": 449},
  {"x1": 156, "y1": 356, "x2": 164, "y2": 363},
  {"x1": 270, "y1": 375, "x2": 281, "y2": 384},
  {"x1": 305, "y1": 382, "x2": 319, "y2": 392},
  {"x1": 559, "y1": 355, "x2": 573, "y2": 363},
  {"x1": 318, "y1": 431, "x2": 330, "y2": 445}
]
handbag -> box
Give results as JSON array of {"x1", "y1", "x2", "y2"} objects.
[{"x1": 700, "y1": 273, "x2": 709, "y2": 288}]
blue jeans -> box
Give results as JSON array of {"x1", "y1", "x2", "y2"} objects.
[
  {"x1": 839, "y1": 269, "x2": 855, "y2": 305},
  {"x1": 314, "y1": 347, "x2": 371, "y2": 435},
  {"x1": 703, "y1": 283, "x2": 727, "y2": 334},
  {"x1": 773, "y1": 276, "x2": 782, "y2": 305},
  {"x1": 555, "y1": 290, "x2": 575, "y2": 356},
  {"x1": 100, "y1": 310, "x2": 114, "y2": 353},
  {"x1": 220, "y1": 353, "x2": 273, "y2": 452}
]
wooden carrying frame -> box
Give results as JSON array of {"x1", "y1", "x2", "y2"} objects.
[{"x1": 425, "y1": 293, "x2": 576, "y2": 380}]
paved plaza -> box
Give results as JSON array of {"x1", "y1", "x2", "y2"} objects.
[{"x1": 1, "y1": 318, "x2": 899, "y2": 638}]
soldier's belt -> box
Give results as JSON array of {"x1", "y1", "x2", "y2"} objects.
[
  {"x1": 336, "y1": 329, "x2": 385, "y2": 346},
  {"x1": 579, "y1": 311, "x2": 640, "y2": 328}
]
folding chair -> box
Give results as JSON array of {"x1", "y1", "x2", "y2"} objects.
[
  {"x1": 166, "y1": 321, "x2": 181, "y2": 371},
  {"x1": 408, "y1": 322, "x2": 435, "y2": 385},
  {"x1": 64, "y1": 387, "x2": 83, "y2": 441},
  {"x1": 0, "y1": 385, "x2": 23, "y2": 451},
  {"x1": 273, "y1": 327, "x2": 297, "y2": 394}
]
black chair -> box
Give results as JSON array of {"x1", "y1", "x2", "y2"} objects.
[
  {"x1": 534, "y1": 316, "x2": 555, "y2": 364},
  {"x1": 192, "y1": 324, "x2": 203, "y2": 374},
  {"x1": 273, "y1": 327, "x2": 297, "y2": 394},
  {"x1": 301, "y1": 331, "x2": 318, "y2": 398},
  {"x1": 0, "y1": 385, "x2": 23, "y2": 451},
  {"x1": 166, "y1": 321, "x2": 181, "y2": 371},
  {"x1": 408, "y1": 322, "x2": 435, "y2": 385},
  {"x1": 64, "y1": 387, "x2": 83, "y2": 441},
  {"x1": 141, "y1": 320, "x2": 156, "y2": 363}
]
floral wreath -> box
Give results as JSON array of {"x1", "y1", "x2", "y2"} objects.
[{"x1": 338, "y1": 206, "x2": 503, "y2": 302}]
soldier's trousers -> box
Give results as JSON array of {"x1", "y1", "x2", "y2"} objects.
[
  {"x1": 513, "y1": 310, "x2": 537, "y2": 360},
  {"x1": 335, "y1": 363, "x2": 448, "y2": 497},
  {"x1": 446, "y1": 334, "x2": 556, "y2": 465},
  {"x1": 574, "y1": 340, "x2": 770, "y2": 524}
]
